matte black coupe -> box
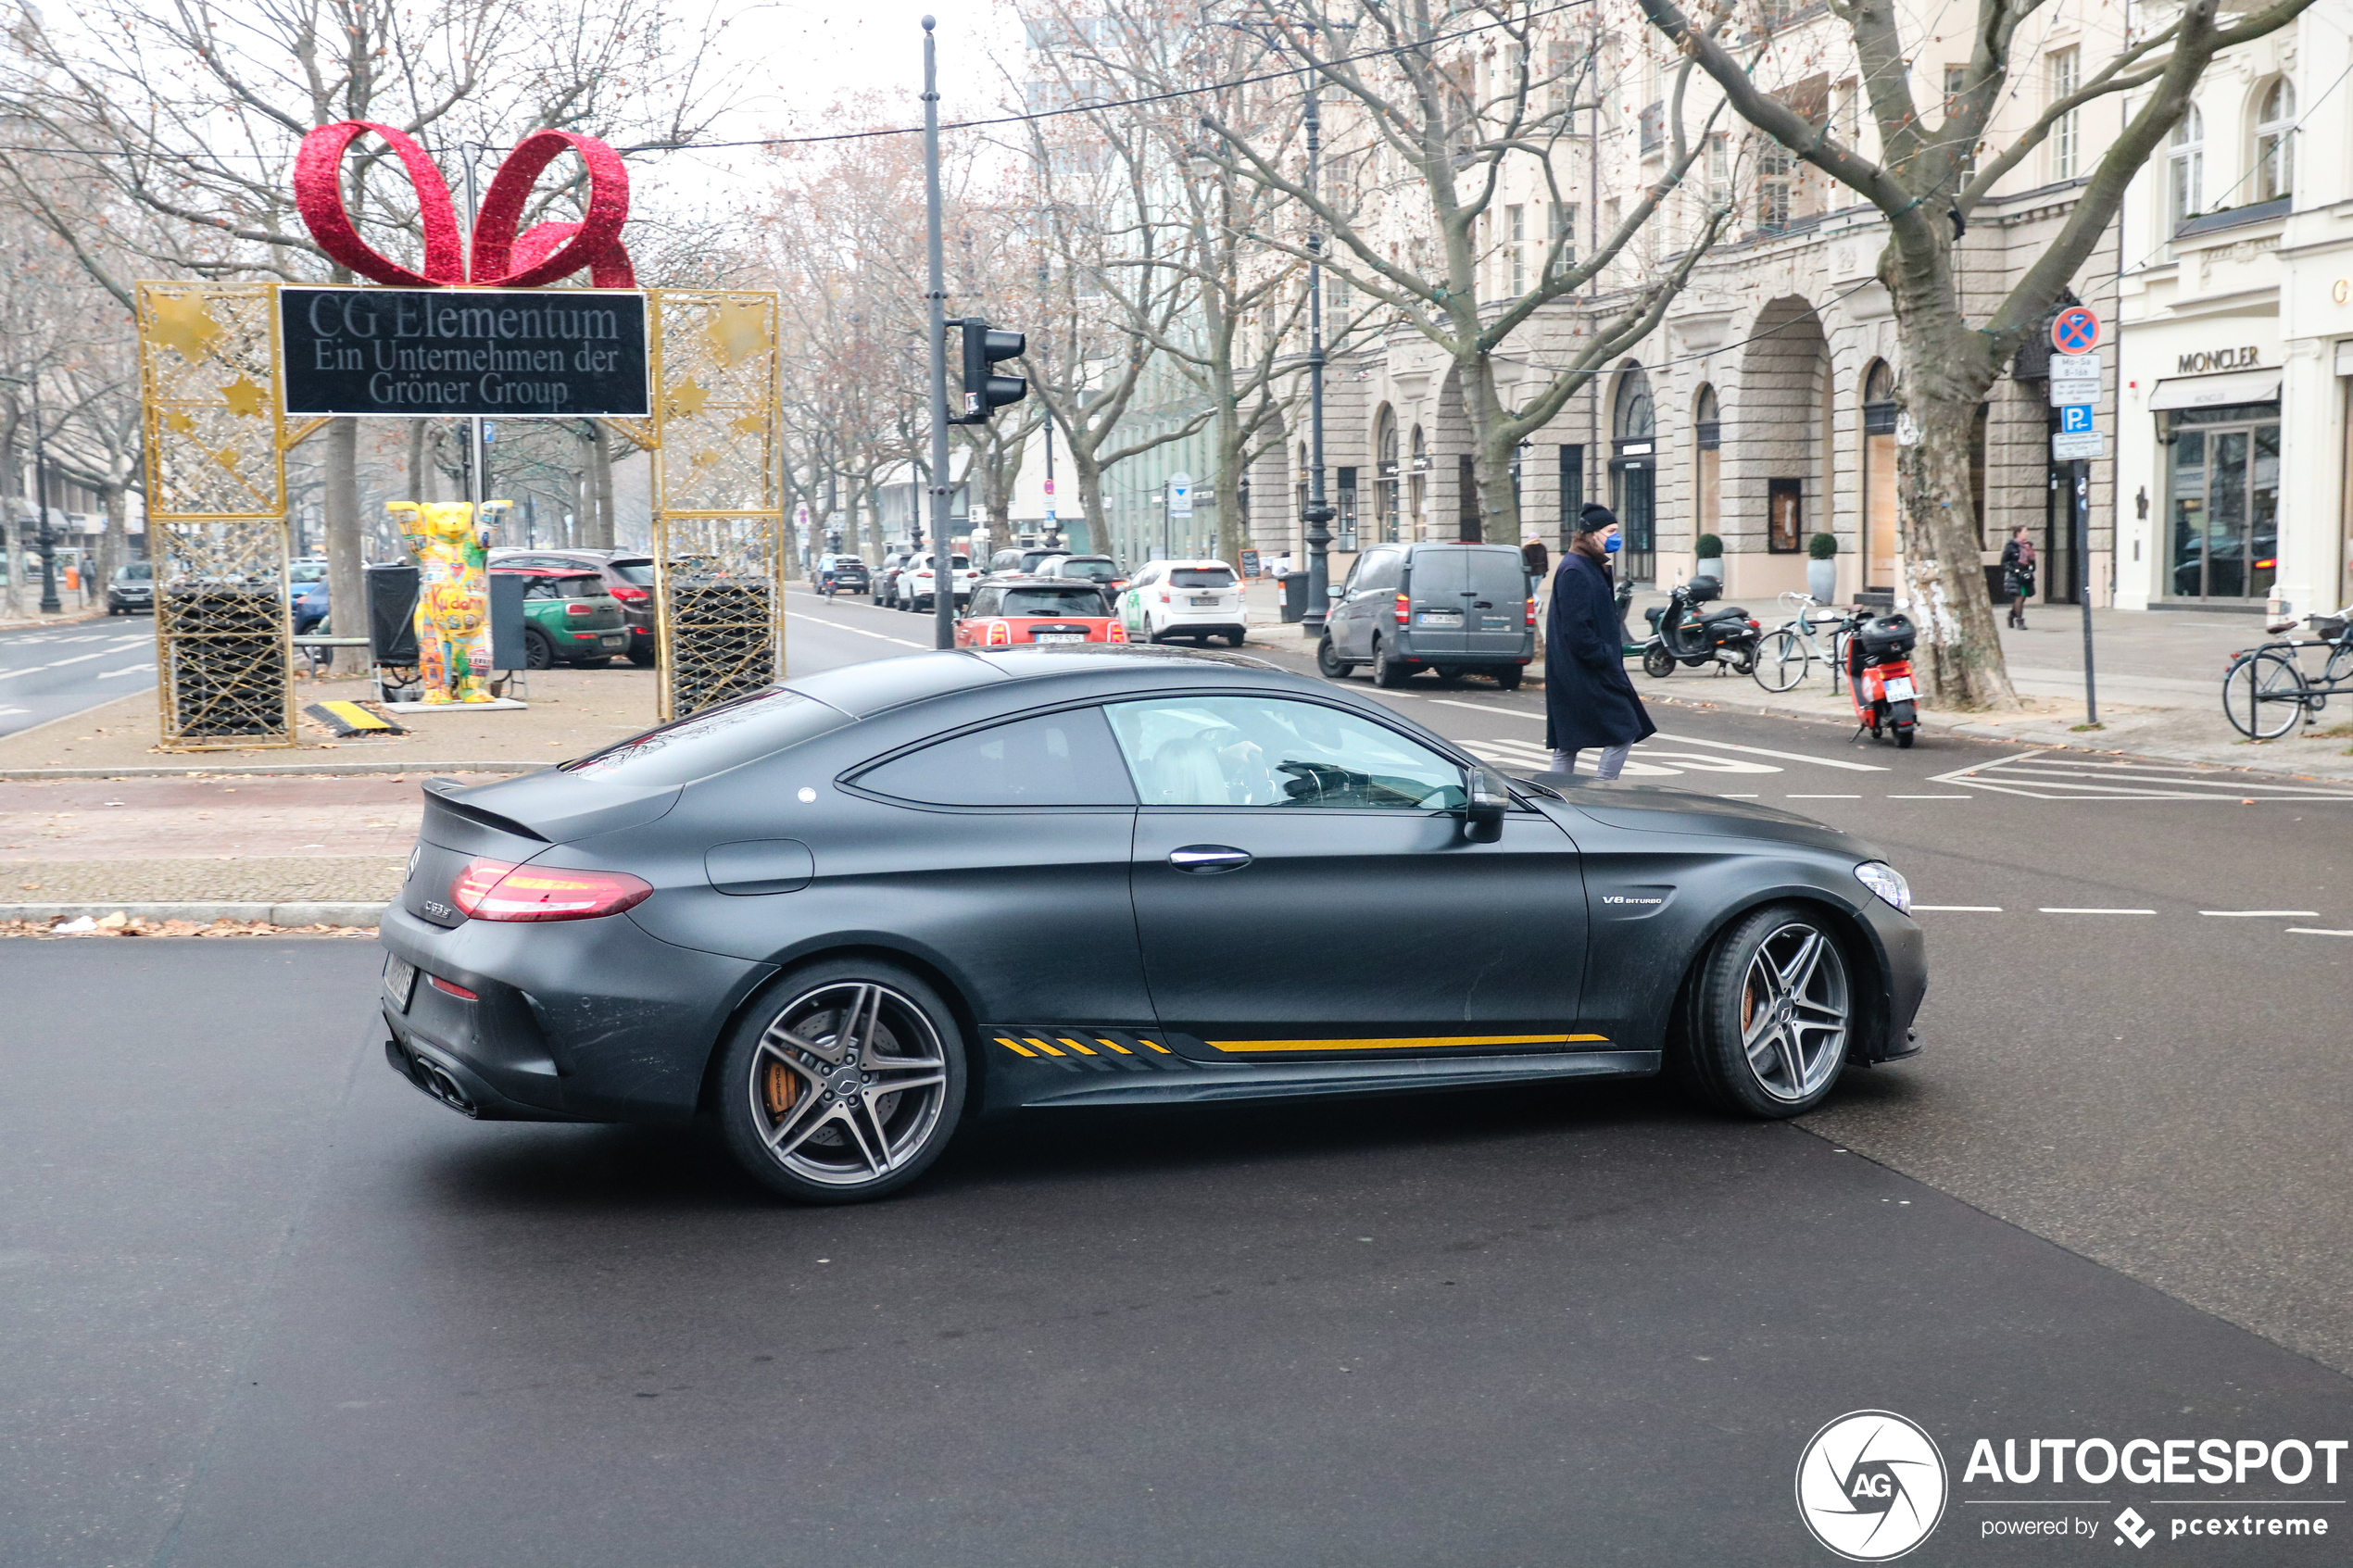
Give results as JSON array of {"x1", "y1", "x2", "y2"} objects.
[{"x1": 379, "y1": 646, "x2": 1926, "y2": 1202}]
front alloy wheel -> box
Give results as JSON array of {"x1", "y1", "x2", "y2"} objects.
[
  {"x1": 717, "y1": 963, "x2": 966, "y2": 1202},
  {"x1": 1675, "y1": 903, "x2": 1853, "y2": 1117}
]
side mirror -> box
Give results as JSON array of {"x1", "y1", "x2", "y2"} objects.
[
  {"x1": 1327, "y1": 584, "x2": 1345, "y2": 600},
  {"x1": 1459, "y1": 765, "x2": 1507, "y2": 844}
]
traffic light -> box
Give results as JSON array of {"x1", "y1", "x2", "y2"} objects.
[{"x1": 950, "y1": 319, "x2": 1026, "y2": 425}]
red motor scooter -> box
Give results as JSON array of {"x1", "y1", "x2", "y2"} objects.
[{"x1": 1842, "y1": 610, "x2": 1919, "y2": 747}]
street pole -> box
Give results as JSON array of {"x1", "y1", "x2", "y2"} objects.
[
  {"x1": 1301, "y1": 79, "x2": 1334, "y2": 638},
  {"x1": 1043, "y1": 420, "x2": 1059, "y2": 551},
  {"x1": 25, "y1": 374, "x2": 58, "y2": 614},
  {"x1": 2076, "y1": 460, "x2": 2098, "y2": 725},
  {"x1": 922, "y1": 17, "x2": 956, "y2": 652},
  {"x1": 460, "y1": 148, "x2": 488, "y2": 524}
]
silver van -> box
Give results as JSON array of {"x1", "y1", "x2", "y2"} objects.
[{"x1": 1315, "y1": 542, "x2": 1533, "y2": 689}]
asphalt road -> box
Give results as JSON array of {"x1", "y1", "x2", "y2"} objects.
[
  {"x1": 0, "y1": 617, "x2": 157, "y2": 739},
  {"x1": 3, "y1": 592, "x2": 2349, "y2": 1567}
]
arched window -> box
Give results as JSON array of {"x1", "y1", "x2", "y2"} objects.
[
  {"x1": 2170, "y1": 105, "x2": 2204, "y2": 228},
  {"x1": 1692, "y1": 384, "x2": 1721, "y2": 554},
  {"x1": 1374, "y1": 406, "x2": 1400, "y2": 544},
  {"x1": 1862, "y1": 361, "x2": 1900, "y2": 592},
  {"x1": 1409, "y1": 425, "x2": 1428, "y2": 539},
  {"x1": 2257, "y1": 79, "x2": 2295, "y2": 201},
  {"x1": 1613, "y1": 369, "x2": 1655, "y2": 440},
  {"x1": 1610, "y1": 367, "x2": 1656, "y2": 581}
]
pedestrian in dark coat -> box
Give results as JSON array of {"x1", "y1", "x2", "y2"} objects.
[
  {"x1": 1999, "y1": 526, "x2": 2036, "y2": 630},
  {"x1": 1545, "y1": 503, "x2": 1656, "y2": 778}
]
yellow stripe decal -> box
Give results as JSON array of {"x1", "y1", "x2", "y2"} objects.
[
  {"x1": 1206, "y1": 1033, "x2": 1608, "y2": 1054},
  {"x1": 1057, "y1": 1036, "x2": 1103, "y2": 1055},
  {"x1": 1090, "y1": 1036, "x2": 1133, "y2": 1055},
  {"x1": 1023, "y1": 1036, "x2": 1065, "y2": 1057},
  {"x1": 1138, "y1": 1038, "x2": 1173, "y2": 1053},
  {"x1": 994, "y1": 1036, "x2": 1036, "y2": 1058}
]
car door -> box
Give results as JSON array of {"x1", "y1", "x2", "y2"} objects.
[
  {"x1": 1463, "y1": 545, "x2": 1529, "y2": 661},
  {"x1": 1404, "y1": 546, "x2": 1470, "y2": 658},
  {"x1": 1107, "y1": 693, "x2": 1591, "y2": 1053}
]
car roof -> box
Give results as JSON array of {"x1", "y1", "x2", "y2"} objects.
[
  {"x1": 492, "y1": 565, "x2": 604, "y2": 579},
  {"x1": 1149, "y1": 558, "x2": 1233, "y2": 570},
  {"x1": 782, "y1": 645, "x2": 1331, "y2": 721}
]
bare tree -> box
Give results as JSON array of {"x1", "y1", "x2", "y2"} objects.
[
  {"x1": 1639, "y1": 0, "x2": 2315, "y2": 706},
  {"x1": 1200, "y1": 0, "x2": 1734, "y2": 545}
]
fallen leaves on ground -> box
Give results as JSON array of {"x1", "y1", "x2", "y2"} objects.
[{"x1": 0, "y1": 914, "x2": 376, "y2": 939}]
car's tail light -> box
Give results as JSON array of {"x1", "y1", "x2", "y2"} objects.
[
  {"x1": 1525, "y1": 596, "x2": 1538, "y2": 626},
  {"x1": 427, "y1": 973, "x2": 479, "y2": 999},
  {"x1": 986, "y1": 620, "x2": 1012, "y2": 646},
  {"x1": 1394, "y1": 593, "x2": 1410, "y2": 626},
  {"x1": 609, "y1": 584, "x2": 648, "y2": 601},
  {"x1": 450, "y1": 857, "x2": 653, "y2": 922},
  {"x1": 1107, "y1": 621, "x2": 1127, "y2": 643},
  {"x1": 565, "y1": 603, "x2": 596, "y2": 617},
  {"x1": 1158, "y1": 590, "x2": 1170, "y2": 604},
  {"x1": 1110, "y1": 580, "x2": 1126, "y2": 592}
]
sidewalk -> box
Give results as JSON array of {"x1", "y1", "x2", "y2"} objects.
[
  {"x1": 0, "y1": 664, "x2": 668, "y2": 931},
  {"x1": 1238, "y1": 576, "x2": 2353, "y2": 781}
]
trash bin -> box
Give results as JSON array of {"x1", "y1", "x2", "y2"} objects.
[{"x1": 1279, "y1": 571, "x2": 1309, "y2": 623}]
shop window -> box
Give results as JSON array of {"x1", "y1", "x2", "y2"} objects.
[{"x1": 1768, "y1": 478, "x2": 1804, "y2": 554}]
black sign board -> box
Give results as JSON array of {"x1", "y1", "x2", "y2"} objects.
[{"x1": 279, "y1": 286, "x2": 650, "y2": 418}]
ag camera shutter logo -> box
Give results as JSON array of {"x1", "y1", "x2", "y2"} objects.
[{"x1": 1796, "y1": 1411, "x2": 1949, "y2": 1561}]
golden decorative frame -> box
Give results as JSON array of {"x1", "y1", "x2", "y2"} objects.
[{"x1": 135, "y1": 282, "x2": 785, "y2": 745}]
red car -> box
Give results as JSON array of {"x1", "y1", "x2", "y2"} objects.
[{"x1": 953, "y1": 578, "x2": 1127, "y2": 648}]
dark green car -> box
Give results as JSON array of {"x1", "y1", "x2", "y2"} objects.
[{"x1": 499, "y1": 569, "x2": 631, "y2": 669}]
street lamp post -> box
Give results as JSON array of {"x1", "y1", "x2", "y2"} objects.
[
  {"x1": 0, "y1": 372, "x2": 60, "y2": 614},
  {"x1": 1300, "y1": 79, "x2": 1334, "y2": 639}
]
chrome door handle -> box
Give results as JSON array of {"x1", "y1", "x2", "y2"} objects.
[{"x1": 1169, "y1": 845, "x2": 1252, "y2": 873}]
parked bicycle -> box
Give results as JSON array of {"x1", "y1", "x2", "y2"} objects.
[
  {"x1": 1752, "y1": 593, "x2": 1854, "y2": 694},
  {"x1": 2221, "y1": 606, "x2": 2353, "y2": 739}
]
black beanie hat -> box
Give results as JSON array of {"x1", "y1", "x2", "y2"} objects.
[{"x1": 1576, "y1": 502, "x2": 1618, "y2": 537}]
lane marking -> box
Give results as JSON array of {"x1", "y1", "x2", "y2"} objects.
[
  {"x1": 2039, "y1": 907, "x2": 2156, "y2": 915},
  {"x1": 784, "y1": 611, "x2": 927, "y2": 649},
  {"x1": 1888, "y1": 794, "x2": 1974, "y2": 799},
  {"x1": 2287, "y1": 928, "x2": 2353, "y2": 936},
  {"x1": 1428, "y1": 702, "x2": 1892, "y2": 773},
  {"x1": 0, "y1": 648, "x2": 134, "y2": 680},
  {"x1": 97, "y1": 662, "x2": 158, "y2": 680},
  {"x1": 2200, "y1": 909, "x2": 2321, "y2": 918},
  {"x1": 1914, "y1": 905, "x2": 2004, "y2": 911},
  {"x1": 1787, "y1": 794, "x2": 1861, "y2": 799}
]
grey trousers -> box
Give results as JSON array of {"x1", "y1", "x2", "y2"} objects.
[{"x1": 1551, "y1": 744, "x2": 1631, "y2": 779}]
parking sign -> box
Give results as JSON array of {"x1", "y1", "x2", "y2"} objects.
[
  {"x1": 2051, "y1": 307, "x2": 2100, "y2": 355},
  {"x1": 2060, "y1": 405, "x2": 2095, "y2": 434}
]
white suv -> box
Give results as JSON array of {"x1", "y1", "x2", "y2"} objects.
[
  {"x1": 1117, "y1": 558, "x2": 1248, "y2": 646},
  {"x1": 897, "y1": 552, "x2": 980, "y2": 613}
]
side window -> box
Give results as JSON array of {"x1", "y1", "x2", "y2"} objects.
[
  {"x1": 854, "y1": 707, "x2": 1137, "y2": 808},
  {"x1": 969, "y1": 587, "x2": 1001, "y2": 617},
  {"x1": 522, "y1": 579, "x2": 555, "y2": 599},
  {"x1": 1104, "y1": 696, "x2": 1468, "y2": 810},
  {"x1": 1361, "y1": 551, "x2": 1401, "y2": 593}
]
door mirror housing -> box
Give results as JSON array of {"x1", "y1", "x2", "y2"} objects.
[
  {"x1": 1327, "y1": 584, "x2": 1345, "y2": 600},
  {"x1": 1459, "y1": 764, "x2": 1508, "y2": 843}
]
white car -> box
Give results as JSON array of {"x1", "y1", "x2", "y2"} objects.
[
  {"x1": 1117, "y1": 558, "x2": 1248, "y2": 646},
  {"x1": 897, "y1": 552, "x2": 980, "y2": 613}
]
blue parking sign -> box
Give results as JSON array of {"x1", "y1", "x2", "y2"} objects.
[{"x1": 2060, "y1": 404, "x2": 2094, "y2": 434}]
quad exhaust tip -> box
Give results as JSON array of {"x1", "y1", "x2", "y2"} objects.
[{"x1": 386, "y1": 1038, "x2": 480, "y2": 1118}]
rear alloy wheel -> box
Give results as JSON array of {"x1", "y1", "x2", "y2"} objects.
[
  {"x1": 1642, "y1": 645, "x2": 1676, "y2": 679},
  {"x1": 523, "y1": 627, "x2": 555, "y2": 671},
  {"x1": 717, "y1": 962, "x2": 967, "y2": 1204},
  {"x1": 1315, "y1": 636, "x2": 1351, "y2": 680},
  {"x1": 1674, "y1": 903, "x2": 1853, "y2": 1118},
  {"x1": 1372, "y1": 637, "x2": 1413, "y2": 688},
  {"x1": 1493, "y1": 665, "x2": 1524, "y2": 691}
]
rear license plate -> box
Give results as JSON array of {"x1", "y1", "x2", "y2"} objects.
[
  {"x1": 600, "y1": 634, "x2": 627, "y2": 648},
  {"x1": 1036, "y1": 633, "x2": 1086, "y2": 644},
  {"x1": 1417, "y1": 610, "x2": 1464, "y2": 627},
  {"x1": 1883, "y1": 676, "x2": 1918, "y2": 702},
  {"x1": 384, "y1": 953, "x2": 417, "y2": 1011},
  {"x1": 1190, "y1": 596, "x2": 1219, "y2": 608}
]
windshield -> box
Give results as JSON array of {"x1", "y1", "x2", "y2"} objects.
[
  {"x1": 288, "y1": 562, "x2": 327, "y2": 583},
  {"x1": 610, "y1": 559, "x2": 655, "y2": 585},
  {"x1": 1061, "y1": 559, "x2": 1119, "y2": 582},
  {"x1": 118, "y1": 562, "x2": 152, "y2": 581},
  {"x1": 1000, "y1": 587, "x2": 1107, "y2": 616},
  {"x1": 1170, "y1": 568, "x2": 1235, "y2": 588},
  {"x1": 563, "y1": 687, "x2": 849, "y2": 784}
]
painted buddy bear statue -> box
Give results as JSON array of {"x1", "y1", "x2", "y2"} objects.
[{"x1": 386, "y1": 499, "x2": 510, "y2": 704}]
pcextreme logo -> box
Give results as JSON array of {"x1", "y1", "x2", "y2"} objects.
[{"x1": 1796, "y1": 1411, "x2": 1950, "y2": 1562}]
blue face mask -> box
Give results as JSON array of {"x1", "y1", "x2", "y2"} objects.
[{"x1": 1603, "y1": 533, "x2": 1623, "y2": 553}]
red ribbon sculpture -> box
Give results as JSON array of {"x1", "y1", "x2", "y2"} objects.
[{"x1": 294, "y1": 121, "x2": 636, "y2": 289}]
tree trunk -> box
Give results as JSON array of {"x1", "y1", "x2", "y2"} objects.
[
  {"x1": 322, "y1": 416, "x2": 366, "y2": 673},
  {"x1": 1213, "y1": 401, "x2": 1248, "y2": 568},
  {"x1": 1069, "y1": 447, "x2": 1110, "y2": 558},
  {"x1": 98, "y1": 479, "x2": 127, "y2": 598},
  {"x1": 585, "y1": 422, "x2": 617, "y2": 549},
  {"x1": 1464, "y1": 360, "x2": 1521, "y2": 547},
  {"x1": 406, "y1": 420, "x2": 427, "y2": 503},
  {"x1": 2, "y1": 427, "x2": 20, "y2": 620},
  {"x1": 1896, "y1": 392, "x2": 2015, "y2": 708}
]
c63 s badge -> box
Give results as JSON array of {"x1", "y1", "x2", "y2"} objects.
[{"x1": 1796, "y1": 1410, "x2": 1948, "y2": 1561}]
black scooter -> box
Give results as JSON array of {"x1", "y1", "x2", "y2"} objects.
[{"x1": 1641, "y1": 575, "x2": 1760, "y2": 677}]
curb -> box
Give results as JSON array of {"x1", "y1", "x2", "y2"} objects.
[
  {"x1": 0, "y1": 900, "x2": 384, "y2": 927},
  {"x1": 0, "y1": 760, "x2": 549, "y2": 782}
]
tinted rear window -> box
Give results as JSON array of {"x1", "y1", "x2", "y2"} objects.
[
  {"x1": 610, "y1": 560, "x2": 654, "y2": 585},
  {"x1": 1170, "y1": 569, "x2": 1234, "y2": 588},
  {"x1": 854, "y1": 708, "x2": 1135, "y2": 807},
  {"x1": 1060, "y1": 559, "x2": 1119, "y2": 581},
  {"x1": 563, "y1": 687, "x2": 849, "y2": 784},
  {"x1": 553, "y1": 575, "x2": 607, "y2": 597},
  {"x1": 1000, "y1": 587, "x2": 1107, "y2": 616}
]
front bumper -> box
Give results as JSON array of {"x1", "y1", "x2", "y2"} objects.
[
  {"x1": 377, "y1": 903, "x2": 774, "y2": 1123},
  {"x1": 1853, "y1": 896, "x2": 1928, "y2": 1061}
]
